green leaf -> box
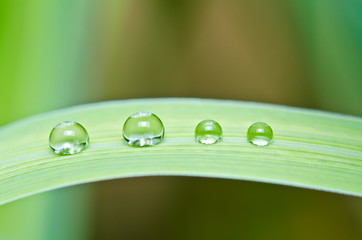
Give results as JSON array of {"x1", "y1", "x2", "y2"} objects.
[{"x1": 0, "y1": 98, "x2": 361, "y2": 205}]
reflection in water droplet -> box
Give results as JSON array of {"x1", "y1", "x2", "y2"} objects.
[
  {"x1": 123, "y1": 112, "x2": 165, "y2": 147},
  {"x1": 247, "y1": 122, "x2": 273, "y2": 146},
  {"x1": 49, "y1": 121, "x2": 89, "y2": 155},
  {"x1": 195, "y1": 120, "x2": 222, "y2": 144}
]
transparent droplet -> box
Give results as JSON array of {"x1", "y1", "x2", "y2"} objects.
[
  {"x1": 247, "y1": 122, "x2": 273, "y2": 146},
  {"x1": 49, "y1": 121, "x2": 89, "y2": 155},
  {"x1": 123, "y1": 112, "x2": 165, "y2": 147},
  {"x1": 195, "y1": 120, "x2": 222, "y2": 144}
]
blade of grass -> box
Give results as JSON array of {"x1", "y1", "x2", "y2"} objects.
[{"x1": 0, "y1": 98, "x2": 361, "y2": 205}]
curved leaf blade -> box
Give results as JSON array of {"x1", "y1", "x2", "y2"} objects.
[{"x1": 0, "y1": 98, "x2": 361, "y2": 205}]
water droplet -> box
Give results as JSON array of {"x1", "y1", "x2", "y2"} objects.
[
  {"x1": 49, "y1": 121, "x2": 89, "y2": 155},
  {"x1": 123, "y1": 112, "x2": 165, "y2": 147},
  {"x1": 247, "y1": 122, "x2": 273, "y2": 146},
  {"x1": 195, "y1": 120, "x2": 222, "y2": 144}
]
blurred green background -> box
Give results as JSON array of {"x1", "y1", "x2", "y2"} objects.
[{"x1": 0, "y1": 0, "x2": 362, "y2": 239}]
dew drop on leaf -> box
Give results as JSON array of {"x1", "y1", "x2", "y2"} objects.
[
  {"x1": 49, "y1": 121, "x2": 89, "y2": 155},
  {"x1": 195, "y1": 120, "x2": 223, "y2": 144},
  {"x1": 247, "y1": 122, "x2": 273, "y2": 146},
  {"x1": 123, "y1": 112, "x2": 165, "y2": 147}
]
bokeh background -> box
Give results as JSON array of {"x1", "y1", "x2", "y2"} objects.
[{"x1": 0, "y1": 0, "x2": 362, "y2": 239}]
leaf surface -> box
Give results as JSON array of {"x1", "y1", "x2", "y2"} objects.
[{"x1": 0, "y1": 98, "x2": 361, "y2": 205}]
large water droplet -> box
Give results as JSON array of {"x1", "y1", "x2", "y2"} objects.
[
  {"x1": 195, "y1": 120, "x2": 222, "y2": 144},
  {"x1": 122, "y1": 112, "x2": 165, "y2": 147},
  {"x1": 247, "y1": 122, "x2": 273, "y2": 146},
  {"x1": 49, "y1": 121, "x2": 89, "y2": 155}
]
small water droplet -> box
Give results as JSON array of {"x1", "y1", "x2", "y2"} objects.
[
  {"x1": 123, "y1": 112, "x2": 165, "y2": 147},
  {"x1": 195, "y1": 120, "x2": 222, "y2": 144},
  {"x1": 247, "y1": 122, "x2": 273, "y2": 146},
  {"x1": 49, "y1": 121, "x2": 89, "y2": 155}
]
